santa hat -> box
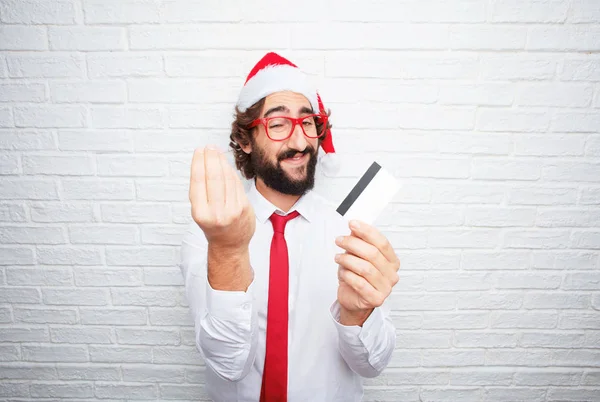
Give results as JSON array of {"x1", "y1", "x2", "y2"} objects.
[{"x1": 236, "y1": 52, "x2": 340, "y2": 177}]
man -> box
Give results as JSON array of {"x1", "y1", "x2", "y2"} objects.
[{"x1": 180, "y1": 52, "x2": 400, "y2": 402}]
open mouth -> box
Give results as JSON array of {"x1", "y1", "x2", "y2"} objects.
[{"x1": 281, "y1": 153, "x2": 308, "y2": 165}]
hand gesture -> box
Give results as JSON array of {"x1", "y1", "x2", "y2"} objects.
[{"x1": 189, "y1": 146, "x2": 255, "y2": 250}]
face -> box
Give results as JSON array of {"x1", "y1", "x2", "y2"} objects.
[{"x1": 244, "y1": 91, "x2": 320, "y2": 196}]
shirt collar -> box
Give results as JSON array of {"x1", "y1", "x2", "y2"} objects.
[{"x1": 247, "y1": 179, "x2": 316, "y2": 224}]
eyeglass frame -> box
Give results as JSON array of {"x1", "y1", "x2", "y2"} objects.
[{"x1": 249, "y1": 113, "x2": 329, "y2": 142}]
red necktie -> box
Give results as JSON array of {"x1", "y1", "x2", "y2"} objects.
[{"x1": 260, "y1": 210, "x2": 300, "y2": 402}]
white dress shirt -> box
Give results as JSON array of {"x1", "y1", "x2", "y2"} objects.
[{"x1": 179, "y1": 180, "x2": 396, "y2": 402}]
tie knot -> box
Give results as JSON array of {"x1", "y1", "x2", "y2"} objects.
[{"x1": 270, "y1": 210, "x2": 300, "y2": 234}]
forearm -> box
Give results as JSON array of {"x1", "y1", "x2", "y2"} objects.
[{"x1": 207, "y1": 243, "x2": 253, "y2": 291}]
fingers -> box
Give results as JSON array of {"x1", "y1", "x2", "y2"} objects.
[
  {"x1": 204, "y1": 147, "x2": 225, "y2": 209},
  {"x1": 338, "y1": 266, "x2": 384, "y2": 307},
  {"x1": 348, "y1": 220, "x2": 400, "y2": 266},
  {"x1": 189, "y1": 148, "x2": 208, "y2": 219},
  {"x1": 336, "y1": 252, "x2": 390, "y2": 294},
  {"x1": 335, "y1": 235, "x2": 388, "y2": 273},
  {"x1": 220, "y1": 151, "x2": 238, "y2": 210}
]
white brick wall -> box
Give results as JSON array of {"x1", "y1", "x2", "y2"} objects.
[{"x1": 0, "y1": 0, "x2": 599, "y2": 400}]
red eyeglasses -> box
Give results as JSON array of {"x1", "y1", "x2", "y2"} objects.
[{"x1": 250, "y1": 114, "x2": 328, "y2": 141}]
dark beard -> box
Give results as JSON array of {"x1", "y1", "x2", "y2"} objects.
[{"x1": 250, "y1": 141, "x2": 317, "y2": 196}]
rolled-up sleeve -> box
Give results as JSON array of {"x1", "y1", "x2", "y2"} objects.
[
  {"x1": 180, "y1": 222, "x2": 258, "y2": 382},
  {"x1": 329, "y1": 299, "x2": 396, "y2": 378}
]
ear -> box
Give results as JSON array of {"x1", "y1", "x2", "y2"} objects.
[{"x1": 240, "y1": 141, "x2": 252, "y2": 154}]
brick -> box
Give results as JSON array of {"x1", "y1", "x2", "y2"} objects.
[
  {"x1": 37, "y1": 246, "x2": 104, "y2": 265},
  {"x1": 449, "y1": 368, "x2": 514, "y2": 385},
  {"x1": 141, "y1": 225, "x2": 186, "y2": 245},
  {"x1": 143, "y1": 267, "x2": 185, "y2": 286},
  {"x1": 492, "y1": 0, "x2": 568, "y2": 22},
  {"x1": 116, "y1": 328, "x2": 179, "y2": 345},
  {"x1": 552, "y1": 112, "x2": 600, "y2": 132},
  {"x1": 166, "y1": 53, "x2": 256, "y2": 77},
  {"x1": 326, "y1": 52, "x2": 478, "y2": 79},
  {"x1": 432, "y1": 182, "x2": 504, "y2": 204},
  {"x1": 561, "y1": 58, "x2": 600, "y2": 81},
  {"x1": 58, "y1": 365, "x2": 120, "y2": 380},
  {"x1": 364, "y1": 387, "x2": 420, "y2": 401},
  {"x1": 80, "y1": 307, "x2": 147, "y2": 325},
  {"x1": 185, "y1": 367, "x2": 206, "y2": 383},
  {"x1": 130, "y1": 24, "x2": 289, "y2": 50},
  {"x1": 149, "y1": 307, "x2": 193, "y2": 326},
  {"x1": 389, "y1": 293, "x2": 456, "y2": 311},
  {"x1": 51, "y1": 327, "x2": 112, "y2": 344},
  {"x1": 15, "y1": 106, "x2": 86, "y2": 128},
  {"x1": 465, "y1": 207, "x2": 536, "y2": 227},
  {"x1": 386, "y1": 206, "x2": 463, "y2": 227},
  {"x1": 385, "y1": 229, "x2": 428, "y2": 250},
  {"x1": 508, "y1": 186, "x2": 577, "y2": 206},
  {"x1": 477, "y1": 109, "x2": 549, "y2": 132},
  {"x1": 515, "y1": 134, "x2": 586, "y2": 156},
  {"x1": 491, "y1": 311, "x2": 558, "y2": 329},
  {"x1": 427, "y1": 229, "x2": 499, "y2": 249},
  {"x1": 0, "y1": 130, "x2": 55, "y2": 150},
  {"x1": 481, "y1": 55, "x2": 557, "y2": 81},
  {"x1": 424, "y1": 272, "x2": 492, "y2": 291},
  {"x1": 50, "y1": 81, "x2": 126, "y2": 103},
  {"x1": 341, "y1": 132, "x2": 437, "y2": 154},
  {"x1": 0, "y1": 25, "x2": 47, "y2": 50},
  {"x1": 524, "y1": 292, "x2": 590, "y2": 309},
  {"x1": 89, "y1": 345, "x2": 152, "y2": 363},
  {"x1": 392, "y1": 273, "x2": 423, "y2": 292},
  {"x1": 587, "y1": 135, "x2": 600, "y2": 156},
  {"x1": 537, "y1": 208, "x2": 600, "y2": 227},
  {"x1": 6, "y1": 267, "x2": 72, "y2": 286},
  {"x1": 570, "y1": 0, "x2": 600, "y2": 22},
  {"x1": 74, "y1": 266, "x2": 142, "y2": 286},
  {"x1": 520, "y1": 332, "x2": 585, "y2": 348},
  {"x1": 483, "y1": 388, "x2": 546, "y2": 401},
  {"x1": 422, "y1": 350, "x2": 485, "y2": 367},
  {"x1": 457, "y1": 292, "x2": 522, "y2": 310},
  {"x1": 461, "y1": 251, "x2": 530, "y2": 270},
  {"x1": 168, "y1": 105, "x2": 232, "y2": 128},
  {"x1": 559, "y1": 312, "x2": 600, "y2": 329},
  {"x1": 0, "y1": 365, "x2": 57, "y2": 380},
  {"x1": 518, "y1": 83, "x2": 593, "y2": 107},
  {"x1": 582, "y1": 371, "x2": 600, "y2": 385},
  {"x1": 153, "y1": 346, "x2": 203, "y2": 365},
  {"x1": 101, "y1": 203, "x2": 171, "y2": 223},
  {"x1": 0, "y1": 345, "x2": 20, "y2": 361},
  {"x1": 90, "y1": 106, "x2": 164, "y2": 129},
  {"x1": 0, "y1": 225, "x2": 59, "y2": 245},
  {"x1": 293, "y1": 23, "x2": 448, "y2": 50},
  {"x1": 111, "y1": 287, "x2": 179, "y2": 307},
  {"x1": 62, "y1": 179, "x2": 135, "y2": 200},
  {"x1": 495, "y1": 273, "x2": 562, "y2": 289},
  {"x1": 504, "y1": 230, "x2": 571, "y2": 249},
  {"x1": 173, "y1": 203, "x2": 193, "y2": 224},
  {"x1": 0, "y1": 153, "x2": 20, "y2": 174},
  {"x1": 547, "y1": 388, "x2": 600, "y2": 401},
  {"x1": 58, "y1": 130, "x2": 132, "y2": 152},
  {"x1": 0, "y1": 306, "x2": 11, "y2": 323},
  {"x1": 563, "y1": 272, "x2": 600, "y2": 289},
  {"x1": 580, "y1": 187, "x2": 600, "y2": 204},
  {"x1": 49, "y1": 26, "x2": 125, "y2": 50},
  {"x1": 122, "y1": 364, "x2": 186, "y2": 383},
  {"x1": 97, "y1": 155, "x2": 169, "y2": 177},
  {"x1": 70, "y1": 225, "x2": 138, "y2": 245},
  {"x1": 23, "y1": 155, "x2": 94, "y2": 175},
  {"x1": 136, "y1": 181, "x2": 188, "y2": 201},
  {"x1": 0, "y1": 0, "x2": 78, "y2": 24},
  {"x1": 533, "y1": 251, "x2": 599, "y2": 269},
  {"x1": 7, "y1": 53, "x2": 84, "y2": 78},
  {"x1": 14, "y1": 307, "x2": 77, "y2": 324},
  {"x1": 128, "y1": 78, "x2": 239, "y2": 103},
  {"x1": 87, "y1": 52, "x2": 164, "y2": 78},
  {"x1": 0, "y1": 382, "x2": 29, "y2": 397},
  {"x1": 0, "y1": 107, "x2": 13, "y2": 127},
  {"x1": 528, "y1": 27, "x2": 600, "y2": 51},
  {"x1": 23, "y1": 345, "x2": 88, "y2": 362},
  {"x1": 30, "y1": 383, "x2": 94, "y2": 398},
  {"x1": 454, "y1": 331, "x2": 517, "y2": 348},
  {"x1": 95, "y1": 383, "x2": 158, "y2": 399},
  {"x1": 134, "y1": 130, "x2": 222, "y2": 152},
  {"x1": 43, "y1": 288, "x2": 109, "y2": 305},
  {"x1": 423, "y1": 312, "x2": 488, "y2": 329},
  {"x1": 0, "y1": 327, "x2": 49, "y2": 342},
  {"x1": 0, "y1": 83, "x2": 46, "y2": 102},
  {"x1": 397, "y1": 252, "x2": 460, "y2": 271},
  {"x1": 84, "y1": 0, "x2": 160, "y2": 23},
  {"x1": 542, "y1": 162, "x2": 600, "y2": 182},
  {"x1": 450, "y1": 25, "x2": 526, "y2": 50},
  {"x1": 0, "y1": 247, "x2": 35, "y2": 265},
  {"x1": 552, "y1": 350, "x2": 600, "y2": 366},
  {"x1": 438, "y1": 84, "x2": 513, "y2": 107},
  {"x1": 31, "y1": 202, "x2": 94, "y2": 223}
]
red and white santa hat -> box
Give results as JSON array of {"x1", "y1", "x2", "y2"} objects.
[{"x1": 236, "y1": 52, "x2": 339, "y2": 177}]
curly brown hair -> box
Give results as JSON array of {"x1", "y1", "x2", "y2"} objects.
[{"x1": 228, "y1": 98, "x2": 332, "y2": 179}]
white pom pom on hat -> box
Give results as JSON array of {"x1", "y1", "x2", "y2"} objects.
[{"x1": 236, "y1": 52, "x2": 340, "y2": 177}]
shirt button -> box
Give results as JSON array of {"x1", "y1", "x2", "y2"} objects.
[{"x1": 242, "y1": 303, "x2": 251, "y2": 311}]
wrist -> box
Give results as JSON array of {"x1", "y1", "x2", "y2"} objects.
[
  {"x1": 339, "y1": 307, "x2": 373, "y2": 327},
  {"x1": 207, "y1": 243, "x2": 252, "y2": 291}
]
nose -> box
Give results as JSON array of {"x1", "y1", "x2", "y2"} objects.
[{"x1": 286, "y1": 121, "x2": 309, "y2": 151}]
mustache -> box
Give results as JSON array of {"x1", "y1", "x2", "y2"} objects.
[{"x1": 277, "y1": 145, "x2": 316, "y2": 161}]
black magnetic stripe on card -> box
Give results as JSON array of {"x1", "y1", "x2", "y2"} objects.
[{"x1": 336, "y1": 162, "x2": 381, "y2": 217}]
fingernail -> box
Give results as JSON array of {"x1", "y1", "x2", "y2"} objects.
[
  {"x1": 335, "y1": 236, "x2": 344, "y2": 245},
  {"x1": 350, "y1": 220, "x2": 360, "y2": 230},
  {"x1": 206, "y1": 144, "x2": 219, "y2": 151},
  {"x1": 335, "y1": 254, "x2": 341, "y2": 263}
]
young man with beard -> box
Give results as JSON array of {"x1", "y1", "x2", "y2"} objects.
[{"x1": 180, "y1": 53, "x2": 400, "y2": 402}]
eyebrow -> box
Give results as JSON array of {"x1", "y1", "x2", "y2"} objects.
[{"x1": 263, "y1": 105, "x2": 314, "y2": 118}]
